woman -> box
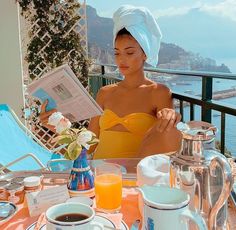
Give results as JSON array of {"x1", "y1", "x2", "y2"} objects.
[
  {"x1": 40, "y1": 5, "x2": 182, "y2": 159},
  {"x1": 86, "y1": 5, "x2": 182, "y2": 158}
]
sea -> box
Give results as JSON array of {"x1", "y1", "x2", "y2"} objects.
[{"x1": 152, "y1": 76, "x2": 236, "y2": 156}]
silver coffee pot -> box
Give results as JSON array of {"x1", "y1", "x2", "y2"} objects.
[{"x1": 170, "y1": 121, "x2": 234, "y2": 230}]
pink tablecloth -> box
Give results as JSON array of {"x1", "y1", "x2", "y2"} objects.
[{"x1": 1, "y1": 188, "x2": 141, "y2": 229}]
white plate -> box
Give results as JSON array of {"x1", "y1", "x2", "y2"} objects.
[{"x1": 26, "y1": 214, "x2": 129, "y2": 230}]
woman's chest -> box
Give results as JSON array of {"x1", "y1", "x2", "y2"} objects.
[
  {"x1": 104, "y1": 89, "x2": 154, "y2": 114},
  {"x1": 104, "y1": 88, "x2": 152, "y2": 108}
]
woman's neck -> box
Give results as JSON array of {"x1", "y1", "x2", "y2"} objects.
[{"x1": 121, "y1": 72, "x2": 147, "y2": 89}]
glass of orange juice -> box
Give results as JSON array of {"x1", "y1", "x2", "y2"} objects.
[{"x1": 94, "y1": 163, "x2": 122, "y2": 213}]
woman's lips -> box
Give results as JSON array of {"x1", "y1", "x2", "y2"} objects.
[{"x1": 119, "y1": 66, "x2": 129, "y2": 70}]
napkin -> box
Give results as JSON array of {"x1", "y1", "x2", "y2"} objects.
[
  {"x1": 137, "y1": 154, "x2": 170, "y2": 187},
  {"x1": 136, "y1": 154, "x2": 170, "y2": 217}
]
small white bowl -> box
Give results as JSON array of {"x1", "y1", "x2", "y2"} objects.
[{"x1": 66, "y1": 196, "x2": 94, "y2": 207}]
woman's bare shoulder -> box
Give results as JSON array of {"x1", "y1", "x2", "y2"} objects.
[
  {"x1": 98, "y1": 83, "x2": 118, "y2": 95},
  {"x1": 96, "y1": 84, "x2": 118, "y2": 102},
  {"x1": 151, "y1": 82, "x2": 171, "y2": 96},
  {"x1": 150, "y1": 82, "x2": 172, "y2": 109}
]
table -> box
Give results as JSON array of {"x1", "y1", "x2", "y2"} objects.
[
  {"x1": 0, "y1": 189, "x2": 141, "y2": 229},
  {"x1": 0, "y1": 158, "x2": 236, "y2": 229},
  {"x1": 0, "y1": 158, "x2": 141, "y2": 229}
]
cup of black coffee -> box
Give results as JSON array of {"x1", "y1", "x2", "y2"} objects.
[{"x1": 46, "y1": 202, "x2": 103, "y2": 230}]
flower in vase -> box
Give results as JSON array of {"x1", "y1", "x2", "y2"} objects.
[
  {"x1": 48, "y1": 112, "x2": 71, "y2": 133},
  {"x1": 48, "y1": 112, "x2": 99, "y2": 160}
]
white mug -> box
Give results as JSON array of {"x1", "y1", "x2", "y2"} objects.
[
  {"x1": 46, "y1": 202, "x2": 103, "y2": 230},
  {"x1": 138, "y1": 185, "x2": 207, "y2": 230}
]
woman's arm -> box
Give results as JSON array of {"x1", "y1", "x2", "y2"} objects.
[
  {"x1": 39, "y1": 100, "x2": 57, "y2": 132},
  {"x1": 138, "y1": 84, "x2": 182, "y2": 157},
  {"x1": 87, "y1": 115, "x2": 100, "y2": 155},
  {"x1": 153, "y1": 84, "x2": 181, "y2": 132}
]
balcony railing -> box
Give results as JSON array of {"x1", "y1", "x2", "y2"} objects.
[{"x1": 88, "y1": 64, "x2": 236, "y2": 155}]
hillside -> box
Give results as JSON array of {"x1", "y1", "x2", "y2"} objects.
[{"x1": 86, "y1": 5, "x2": 231, "y2": 73}]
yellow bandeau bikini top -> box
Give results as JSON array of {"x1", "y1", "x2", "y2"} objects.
[{"x1": 99, "y1": 109, "x2": 157, "y2": 136}]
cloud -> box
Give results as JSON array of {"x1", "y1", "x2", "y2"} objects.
[
  {"x1": 200, "y1": 0, "x2": 236, "y2": 22},
  {"x1": 153, "y1": 2, "x2": 202, "y2": 18},
  {"x1": 153, "y1": 7, "x2": 191, "y2": 18},
  {"x1": 154, "y1": 0, "x2": 236, "y2": 22}
]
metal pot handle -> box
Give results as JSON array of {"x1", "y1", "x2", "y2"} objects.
[{"x1": 208, "y1": 156, "x2": 233, "y2": 230}]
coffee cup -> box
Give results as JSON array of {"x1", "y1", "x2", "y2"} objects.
[{"x1": 46, "y1": 202, "x2": 103, "y2": 230}]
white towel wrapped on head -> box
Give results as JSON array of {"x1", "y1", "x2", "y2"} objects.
[{"x1": 113, "y1": 5, "x2": 162, "y2": 67}]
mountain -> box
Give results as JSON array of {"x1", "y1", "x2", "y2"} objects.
[
  {"x1": 87, "y1": 6, "x2": 113, "y2": 51},
  {"x1": 86, "y1": 5, "x2": 231, "y2": 73}
]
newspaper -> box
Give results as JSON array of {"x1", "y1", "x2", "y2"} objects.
[{"x1": 27, "y1": 64, "x2": 103, "y2": 122}]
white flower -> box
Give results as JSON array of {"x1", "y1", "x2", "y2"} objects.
[
  {"x1": 77, "y1": 131, "x2": 93, "y2": 149},
  {"x1": 48, "y1": 112, "x2": 64, "y2": 126},
  {"x1": 48, "y1": 112, "x2": 71, "y2": 134},
  {"x1": 55, "y1": 117, "x2": 72, "y2": 133},
  {"x1": 48, "y1": 113, "x2": 99, "y2": 160}
]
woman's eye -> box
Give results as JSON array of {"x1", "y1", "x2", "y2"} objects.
[
  {"x1": 114, "y1": 53, "x2": 119, "y2": 56},
  {"x1": 127, "y1": 52, "x2": 134, "y2": 55}
]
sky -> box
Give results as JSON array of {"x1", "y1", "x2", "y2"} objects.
[
  {"x1": 86, "y1": 0, "x2": 236, "y2": 72},
  {"x1": 86, "y1": 0, "x2": 236, "y2": 22}
]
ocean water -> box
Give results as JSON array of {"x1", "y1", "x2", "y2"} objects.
[{"x1": 155, "y1": 76, "x2": 236, "y2": 155}]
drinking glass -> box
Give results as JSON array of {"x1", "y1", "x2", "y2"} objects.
[{"x1": 94, "y1": 163, "x2": 122, "y2": 213}]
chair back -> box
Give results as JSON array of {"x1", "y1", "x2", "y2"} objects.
[{"x1": 0, "y1": 104, "x2": 53, "y2": 171}]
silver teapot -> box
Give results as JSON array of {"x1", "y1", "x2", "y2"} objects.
[{"x1": 170, "y1": 121, "x2": 234, "y2": 230}]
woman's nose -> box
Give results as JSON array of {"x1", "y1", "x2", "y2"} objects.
[{"x1": 116, "y1": 55, "x2": 127, "y2": 64}]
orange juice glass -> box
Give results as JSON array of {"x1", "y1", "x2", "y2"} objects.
[{"x1": 95, "y1": 163, "x2": 122, "y2": 212}]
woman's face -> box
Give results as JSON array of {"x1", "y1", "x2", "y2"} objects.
[{"x1": 114, "y1": 34, "x2": 146, "y2": 76}]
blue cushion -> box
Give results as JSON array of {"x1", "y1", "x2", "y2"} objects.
[{"x1": 0, "y1": 104, "x2": 54, "y2": 170}]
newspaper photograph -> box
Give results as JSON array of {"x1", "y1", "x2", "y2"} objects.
[{"x1": 27, "y1": 64, "x2": 103, "y2": 122}]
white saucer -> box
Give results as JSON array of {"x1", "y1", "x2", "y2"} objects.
[
  {"x1": 0, "y1": 202, "x2": 17, "y2": 226},
  {"x1": 26, "y1": 214, "x2": 129, "y2": 230}
]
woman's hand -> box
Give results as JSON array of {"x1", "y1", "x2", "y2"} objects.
[
  {"x1": 156, "y1": 108, "x2": 181, "y2": 132},
  {"x1": 39, "y1": 100, "x2": 57, "y2": 132},
  {"x1": 138, "y1": 108, "x2": 182, "y2": 157}
]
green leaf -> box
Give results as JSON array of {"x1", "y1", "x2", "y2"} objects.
[
  {"x1": 87, "y1": 138, "x2": 99, "y2": 145},
  {"x1": 71, "y1": 128, "x2": 80, "y2": 134},
  {"x1": 67, "y1": 141, "x2": 82, "y2": 160},
  {"x1": 57, "y1": 134, "x2": 72, "y2": 140},
  {"x1": 52, "y1": 134, "x2": 72, "y2": 145},
  {"x1": 57, "y1": 138, "x2": 72, "y2": 145},
  {"x1": 63, "y1": 151, "x2": 71, "y2": 160},
  {"x1": 91, "y1": 132, "x2": 97, "y2": 137},
  {"x1": 79, "y1": 127, "x2": 87, "y2": 132},
  {"x1": 60, "y1": 130, "x2": 70, "y2": 135}
]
